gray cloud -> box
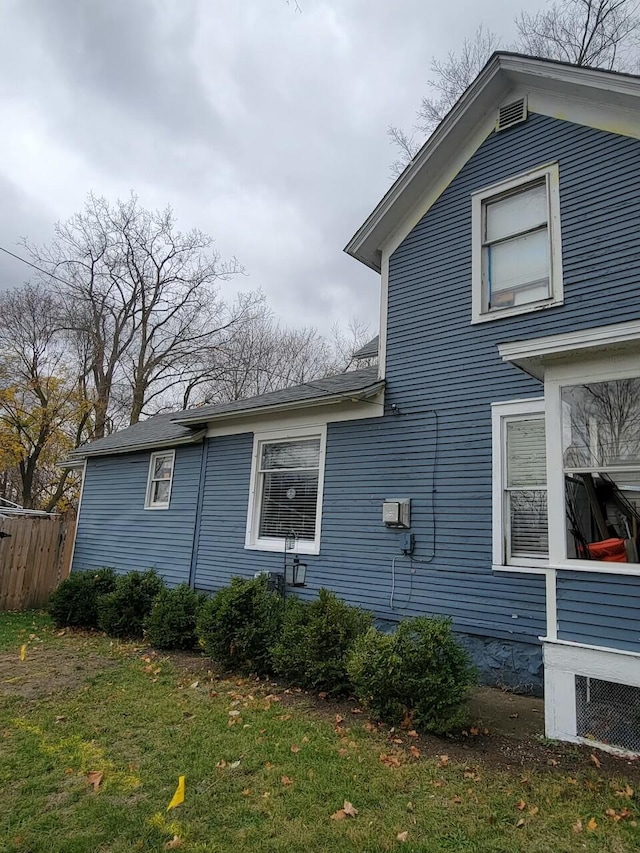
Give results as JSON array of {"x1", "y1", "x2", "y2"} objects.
[{"x1": 0, "y1": 0, "x2": 527, "y2": 328}]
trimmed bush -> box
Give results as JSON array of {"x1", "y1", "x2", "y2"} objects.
[
  {"x1": 97, "y1": 570, "x2": 165, "y2": 638},
  {"x1": 271, "y1": 589, "x2": 372, "y2": 695},
  {"x1": 145, "y1": 584, "x2": 206, "y2": 650},
  {"x1": 47, "y1": 568, "x2": 117, "y2": 629},
  {"x1": 197, "y1": 576, "x2": 283, "y2": 674},
  {"x1": 347, "y1": 617, "x2": 474, "y2": 734}
]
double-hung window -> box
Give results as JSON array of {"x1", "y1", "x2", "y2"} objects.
[
  {"x1": 246, "y1": 429, "x2": 326, "y2": 554},
  {"x1": 472, "y1": 163, "x2": 563, "y2": 323},
  {"x1": 145, "y1": 450, "x2": 175, "y2": 509},
  {"x1": 493, "y1": 400, "x2": 548, "y2": 569}
]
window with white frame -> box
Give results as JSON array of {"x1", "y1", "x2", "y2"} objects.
[
  {"x1": 561, "y1": 376, "x2": 640, "y2": 565},
  {"x1": 472, "y1": 164, "x2": 563, "y2": 323},
  {"x1": 145, "y1": 450, "x2": 175, "y2": 509},
  {"x1": 493, "y1": 400, "x2": 548, "y2": 568},
  {"x1": 246, "y1": 431, "x2": 326, "y2": 554}
]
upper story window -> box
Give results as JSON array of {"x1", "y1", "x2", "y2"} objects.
[
  {"x1": 472, "y1": 163, "x2": 563, "y2": 323},
  {"x1": 245, "y1": 428, "x2": 327, "y2": 555},
  {"x1": 145, "y1": 450, "x2": 175, "y2": 509}
]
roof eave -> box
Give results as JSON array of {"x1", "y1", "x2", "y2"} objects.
[
  {"x1": 345, "y1": 53, "x2": 640, "y2": 271},
  {"x1": 62, "y1": 428, "x2": 207, "y2": 465},
  {"x1": 172, "y1": 381, "x2": 386, "y2": 427}
]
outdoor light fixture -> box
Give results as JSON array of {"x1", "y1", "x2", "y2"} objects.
[{"x1": 285, "y1": 555, "x2": 307, "y2": 587}]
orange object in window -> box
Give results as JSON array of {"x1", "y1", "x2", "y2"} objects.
[{"x1": 581, "y1": 538, "x2": 628, "y2": 562}]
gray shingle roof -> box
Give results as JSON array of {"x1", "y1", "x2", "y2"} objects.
[
  {"x1": 353, "y1": 335, "x2": 379, "y2": 360},
  {"x1": 66, "y1": 366, "x2": 383, "y2": 461},
  {"x1": 174, "y1": 366, "x2": 382, "y2": 425}
]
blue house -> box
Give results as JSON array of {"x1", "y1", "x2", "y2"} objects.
[{"x1": 66, "y1": 53, "x2": 640, "y2": 755}]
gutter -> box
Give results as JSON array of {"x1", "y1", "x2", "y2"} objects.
[
  {"x1": 172, "y1": 381, "x2": 386, "y2": 427},
  {"x1": 61, "y1": 429, "x2": 207, "y2": 466}
]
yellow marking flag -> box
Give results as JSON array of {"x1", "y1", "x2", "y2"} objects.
[
  {"x1": 19, "y1": 644, "x2": 26, "y2": 661},
  {"x1": 167, "y1": 776, "x2": 185, "y2": 811}
]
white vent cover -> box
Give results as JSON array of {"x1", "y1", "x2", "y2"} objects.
[{"x1": 496, "y1": 97, "x2": 528, "y2": 132}]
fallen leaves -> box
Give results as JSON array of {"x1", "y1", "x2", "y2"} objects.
[
  {"x1": 615, "y1": 784, "x2": 634, "y2": 799},
  {"x1": 165, "y1": 836, "x2": 182, "y2": 849},
  {"x1": 166, "y1": 776, "x2": 185, "y2": 811},
  {"x1": 379, "y1": 753, "x2": 402, "y2": 768},
  {"x1": 590, "y1": 753, "x2": 602, "y2": 769},
  {"x1": 86, "y1": 770, "x2": 103, "y2": 792},
  {"x1": 409, "y1": 745, "x2": 420, "y2": 759},
  {"x1": 281, "y1": 776, "x2": 293, "y2": 786},
  {"x1": 437, "y1": 754, "x2": 449, "y2": 769},
  {"x1": 396, "y1": 831, "x2": 409, "y2": 842},
  {"x1": 290, "y1": 744, "x2": 300, "y2": 754},
  {"x1": 516, "y1": 800, "x2": 526, "y2": 811},
  {"x1": 587, "y1": 816, "x2": 598, "y2": 831},
  {"x1": 331, "y1": 800, "x2": 359, "y2": 820},
  {"x1": 19, "y1": 644, "x2": 26, "y2": 661}
]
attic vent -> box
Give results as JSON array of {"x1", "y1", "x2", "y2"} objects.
[
  {"x1": 496, "y1": 97, "x2": 528, "y2": 132},
  {"x1": 576, "y1": 675, "x2": 640, "y2": 753}
]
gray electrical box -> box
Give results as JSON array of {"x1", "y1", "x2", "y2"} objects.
[{"x1": 382, "y1": 498, "x2": 411, "y2": 528}]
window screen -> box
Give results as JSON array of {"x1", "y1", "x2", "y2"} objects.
[
  {"x1": 257, "y1": 438, "x2": 321, "y2": 542},
  {"x1": 505, "y1": 417, "x2": 548, "y2": 559}
]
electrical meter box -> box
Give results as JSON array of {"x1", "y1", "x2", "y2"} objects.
[{"x1": 382, "y1": 498, "x2": 411, "y2": 528}]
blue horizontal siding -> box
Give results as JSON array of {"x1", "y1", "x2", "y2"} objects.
[
  {"x1": 73, "y1": 444, "x2": 202, "y2": 586},
  {"x1": 193, "y1": 419, "x2": 546, "y2": 644},
  {"x1": 557, "y1": 571, "x2": 640, "y2": 653},
  {"x1": 382, "y1": 113, "x2": 640, "y2": 651}
]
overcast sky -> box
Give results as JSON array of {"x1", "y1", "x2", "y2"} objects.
[{"x1": 0, "y1": 0, "x2": 527, "y2": 333}]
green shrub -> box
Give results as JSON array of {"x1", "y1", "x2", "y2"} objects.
[
  {"x1": 145, "y1": 584, "x2": 206, "y2": 650},
  {"x1": 47, "y1": 568, "x2": 117, "y2": 629},
  {"x1": 197, "y1": 576, "x2": 283, "y2": 674},
  {"x1": 271, "y1": 589, "x2": 372, "y2": 695},
  {"x1": 347, "y1": 617, "x2": 474, "y2": 734},
  {"x1": 97, "y1": 570, "x2": 165, "y2": 638}
]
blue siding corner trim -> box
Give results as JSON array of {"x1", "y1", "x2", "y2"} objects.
[{"x1": 72, "y1": 444, "x2": 202, "y2": 586}]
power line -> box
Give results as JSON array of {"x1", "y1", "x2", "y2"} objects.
[{"x1": 0, "y1": 246, "x2": 70, "y2": 287}]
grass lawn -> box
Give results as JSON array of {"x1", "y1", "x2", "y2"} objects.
[{"x1": 1, "y1": 613, "x2": 639, "y2": 852}]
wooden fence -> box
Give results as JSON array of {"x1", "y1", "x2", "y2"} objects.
[{"x1": 0, "y1": 513, "x2": 76, "y2": 611}]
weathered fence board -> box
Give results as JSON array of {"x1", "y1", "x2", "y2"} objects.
[{"x1": 0, "y1": 513, "x2": 76, "y2": 611}]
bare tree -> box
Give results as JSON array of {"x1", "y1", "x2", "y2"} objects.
[
  {"x1": 389, "y1": 1, "x2": 640, "y2": 176},
  {"x1": 516, "y1": 0, "x2": 640, "y2": 69},
  {"x1": 24, "y1": 193, "x2": 255, "y2": 437}
]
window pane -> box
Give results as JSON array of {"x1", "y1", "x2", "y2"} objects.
[
  {"x1": 485, "y1": 182, "x2": 547, "y2": 243},
  {"x1": 565, "y1": 470, "x2": 640, "y2": 563},
  {"x1": 261, "y1": 439, "x2": 321, "y2": 471},
  {"x1": 562, "y1": 379, "x2": 640, "y2": 468},
  {"x1": 507, "y1": 419, "x2": 546, "y2": 487},
  {"x1": 259, "y1": 470, "x2": 318, "y2": 541},
  {"x1": 510, "y1": 490, "x2": 548, "y2": 555},
  {"x1": 153, "y1": 455, "x2": 173, "y2": 479},
  {"x1": 484, "y1": 229, "x2": 549, "y2": 306},
  {"x1": 153, "y1": 480, "x2": 171, "y2": 504}
]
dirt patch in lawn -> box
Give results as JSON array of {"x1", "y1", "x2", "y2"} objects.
[{"x1": 0, "y1": 646, "x2": 113, "y2": 699}]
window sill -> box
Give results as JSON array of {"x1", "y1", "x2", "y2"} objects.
[
  {"x1": 472, "y1": 298, "x2": 563, "y2": 325},
  {"x1": 548, "y1": 561, "x2": 640, "y2": 577},
  {"x1": 245, "y1": 540, "x2": 319, "y2": 556},
  {"x1": 144, "y1": 504, "x2": 170, "y2": 511},
  {"x1": 492, "y1": 563, "x2": 549, "y2": 575}
]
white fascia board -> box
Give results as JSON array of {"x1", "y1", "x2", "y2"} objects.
[
  {"x1": 174, "y1": 383, "x2": 385, "y2": 427},
  {"x1": 345, "y1": 53, "x2": 640, "y2": 271},
  {"x1": 498, "y1": 319, "x2": 640, "y2": 379}
]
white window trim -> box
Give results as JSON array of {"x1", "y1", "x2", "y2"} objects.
[
  {"x1": 144, "y1": 449, "x2": 175, "y2": 510},
  {"x1": 245, "y1": 425, "x2": 327, "y2": 556},
  {"x1": 471, "y1": 162, "x2": 564, "y2": 324},
  {"x1": 492, "y1": 398, "x2": 549, "y2": 573},
  {"x1": 545, "y1": 353, "x2": 640, "y2": 576}
]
